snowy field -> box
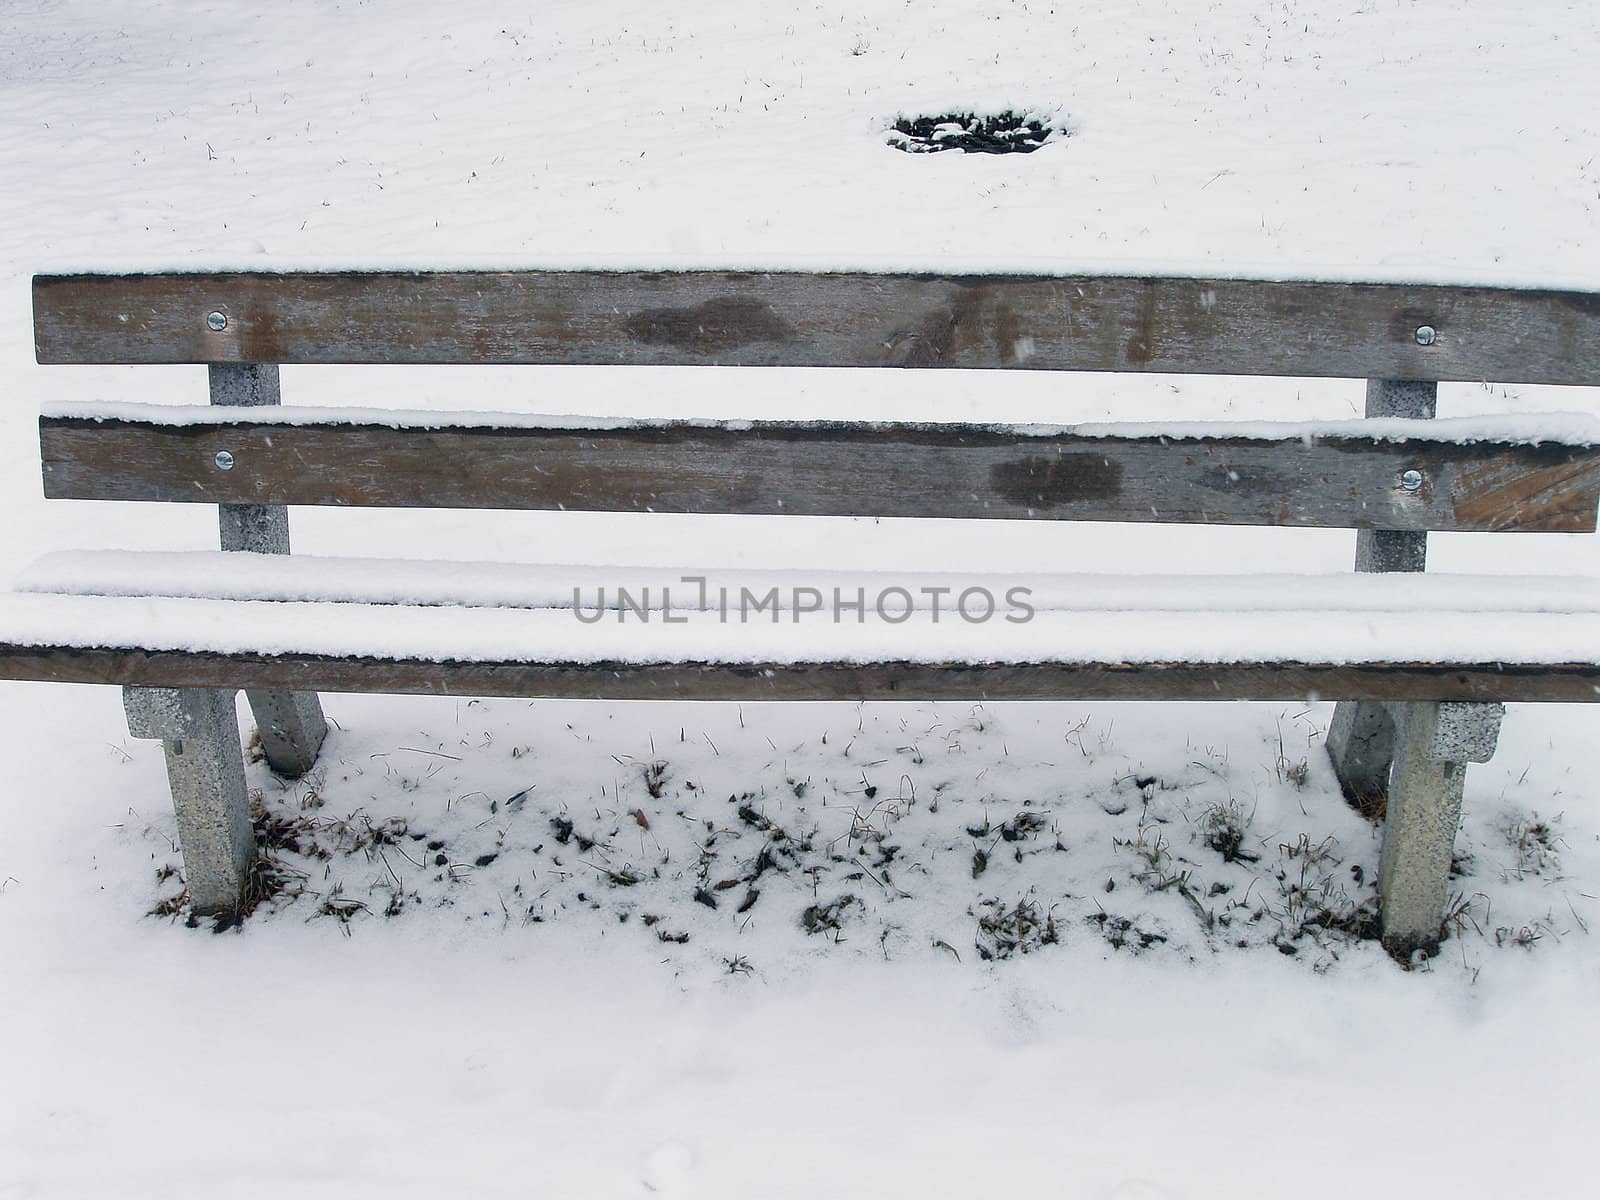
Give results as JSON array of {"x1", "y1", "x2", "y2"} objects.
[{"x1": 3, "y1": 2, "x2": 1600, "y2": 1196}]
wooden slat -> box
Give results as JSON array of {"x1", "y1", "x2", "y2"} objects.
[
  {"x1": 39, "y1": 414, "x2": 1600, "y2": 531},
  {"x1": 2, "y1": 646, "x2": 1597, "y2": 703},
  {"x1": 31, "y1": 271, "x2": 1600, "y2": 383}
]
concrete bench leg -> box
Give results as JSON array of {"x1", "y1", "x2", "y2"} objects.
[
  {"x1": 1378, "y1": 701, "x2": 1504, "y2": 958},
  {"x1": 211, "y1": 363, "x2": 329, "y2": 778},
  {"x1": 125, "y1": 686, "x2": 255, "y2": 916},
  {"x1": 243, "y1": 689, "x2": 327, "y2": 778},
  {"x1": 1326, "y1": 699, "x2": 1396, "y2": 818}
]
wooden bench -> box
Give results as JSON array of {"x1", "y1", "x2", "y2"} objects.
[{"x1": 7, "y1": 269, "x2": 1600, "y2": 960}]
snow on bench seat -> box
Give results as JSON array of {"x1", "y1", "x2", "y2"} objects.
[
  {"x1": 16, "y1": 550, "x2": 1600, "y2": 621},
  {"x1": 40, "y1": 400, "x2": 1600, "y2": 447},
  {"x1": 2, "y1": 552, "x2": 1599, "y2": 703}
]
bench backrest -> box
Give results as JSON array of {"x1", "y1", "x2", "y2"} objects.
[
  {"x1": 31, "y1": 270, "x2": 1600, "y2": 535},
  {"x1": 31, "y1": 271, "x2": 1600, "y2": 379}
]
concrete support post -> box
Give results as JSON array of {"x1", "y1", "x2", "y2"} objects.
[
  {"x1": 1378, "y1": 702, "x2": 1503, "y2": 958},
  {"x1": 124, "y1": 687, "x2": 255, "y2": 915},
  {"x1": 244, "y1": 690, "x2": 328, "y2": 779},
  {"x1": 210, "y1": 364, "x2": 328, "y2": 777},
  {"x1": 1327, "y1": 379, "x2": 1438, "y2": 813},
  {"x1": 1323, "y1": 701, "x2": 1396, "y2": 820}
]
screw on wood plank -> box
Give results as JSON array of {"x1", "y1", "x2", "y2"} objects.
[
  {"x1": 1400, "y1": 468, "x2": 1423, "y2": 492},
  {"x1": 206, "y1": 310, "x2": 228, "y2": 331},
  {"x1": 1414, "y1": 324, "x2": 1437, "y2": 346},
  {"x1": 214, "y1": 450, "x2": 235, "y2": 470}
]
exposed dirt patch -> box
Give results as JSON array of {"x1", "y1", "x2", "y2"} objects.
[{"x1": 888, "y1": 111, "x2": 1063, "y2": 154}]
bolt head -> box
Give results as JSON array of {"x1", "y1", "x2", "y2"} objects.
[
  {"x1": 1400, "y1": 468, "x2": 1424, "y2": 493},
  {"x1": 214, "y1": 450, "x2": 235, "y2": 471},
  {"x1": 1414, "y1": 324, "x2": 1437, "y2": 346},
  {"x1": 206, "y1": 310, "x2": 228, "y2": 332}
]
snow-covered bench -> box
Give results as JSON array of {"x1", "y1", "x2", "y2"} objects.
[{"x1": 8, "y1": 269, "x2": 1600, "y2": 960}]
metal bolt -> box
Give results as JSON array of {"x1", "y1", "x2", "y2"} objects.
[
  {"x1": 1400, "y1": 469, "x2": 1423, "y2": 493},
  {"x1": 206, "y1": 310, "x2": 228, "y2": 332},
  {"x1": 214, "y1": 450, "x2": 235, "y2": 470},
  {"x1": 1414, "y1": 324, "x2": 1437, "y2": 346}
]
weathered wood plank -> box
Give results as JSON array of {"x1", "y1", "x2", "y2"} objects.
[
  {"x1": 40, "y1": 415, "x2": 1600, "y2": 531},
  {"x1": 31, "y1": 271, "x2": 1600, "y2": 383},
  {"x1": 2, "y1": 646, "x2": 1597, "y2": 703}
]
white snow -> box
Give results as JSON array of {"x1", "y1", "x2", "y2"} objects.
[
  {"x1": 9, "y1": 583, "x2": 1600, "y2": 668},
  {"x1": 41, "y1": 400, "x2": 1600, "y2": 445},
  {"x1": 10, "y1": 552, "x2": 1600, "y2": 668},
  {"x1": 5, "y1": 2, "x2": 1600, "y2": 1198},
  {"x1": 24, "y1": 549, "x2": 1600, "y2": 615},
  {"x1": 30, "y1": 255, "x2": 1600, "y2": 294},
  {"x1": 15, "y1": 551, "x2": 1600, "y2": 669}
]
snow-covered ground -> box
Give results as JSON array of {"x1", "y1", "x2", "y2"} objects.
[{"x1": 3, "y1": 2, "x2": 1600, "y2": 1196}]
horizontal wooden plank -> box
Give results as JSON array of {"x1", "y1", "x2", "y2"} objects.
[
  {"x1": 30, "y1": 552, "x2": 1600, "y2": 619},
  {"x1": 40, "y1": 414, "x2": 1600, "y2": 531},
  {"x1": 3, "y1": 576, "x2": 1598, "y2": 702},
  {"x1": 2, "y1": 646, "x2": 1597, "y2": 703},
  {"x1": 31, "y1": 271, "x2": 1600, "y2": 383}
]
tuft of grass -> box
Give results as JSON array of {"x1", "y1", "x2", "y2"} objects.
[
  {"x1": 1440, "y1": 891, "x2": 1487, "y2": 943},
  {"x1": 999, "y1": 809, "x2": 1050, "y2": 842},
  {"x1": 312, "y1": 882, "x2": 368, "y2": 934},
  {"x1": 974, "y1": 895, "x2": 1058, "y2": 959},
  {"x1": 801, "y1": 895, "x2": 859, "y2": 940},
  {"x1": 1505, "y1": 812, "x2": 1563, "y2": 880},
  {"x1": 1268, "y1": 834, "x2": 1379, "y2": 948},
  {"x1": 1087, "y1": 909, "x2": 1167, "y2": 953},
  {"x1": 1494, "y1": 922, "x2": 1547, "y2": 949},
  {"x1": 642, "y1": 760, "x2": 669, "y2": 799},
  {"x1": 1200, "y1": 800, "x2": 1259, "y2": 864},
  {"x1": 1271, "y1": 711, "x2": 1315, "y2": 788},
  {"x1": 1115, "y1": 822, "x2": 1172, "y2": 878}
]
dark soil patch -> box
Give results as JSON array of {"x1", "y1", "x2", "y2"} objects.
[{"x1": 888, "y1": 111, "x2": 1061, "y2": 155}]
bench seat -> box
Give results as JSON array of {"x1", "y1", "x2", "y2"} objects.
[{"x1": 3, "y1": 551, "x2": 1598, "y2": 702}]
